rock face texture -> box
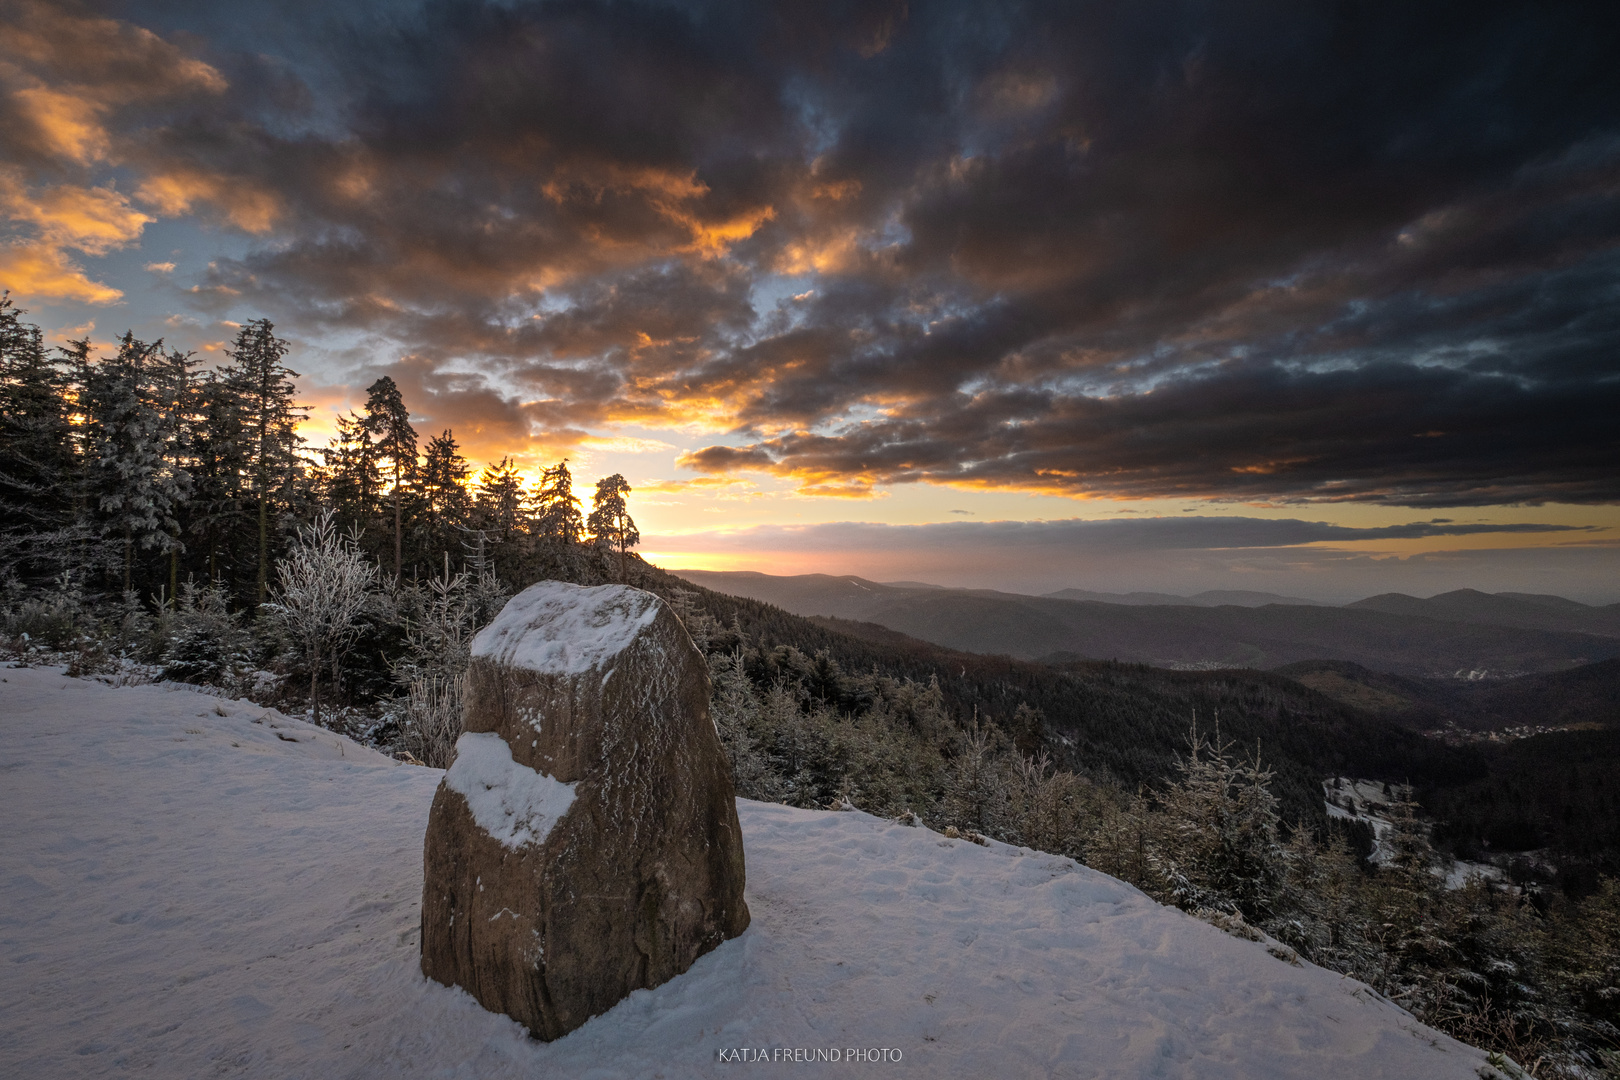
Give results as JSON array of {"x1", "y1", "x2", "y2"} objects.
[{"x1": 420, "y1": 581, "x2": 750, "y2": 1040}]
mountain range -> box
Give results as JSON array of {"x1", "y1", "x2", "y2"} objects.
[
  {"x1": 667, "y1": 569, "x2": 1620, "y2": 873},
  {"x1": 1042, "y1": 588, "x2": 1325, "y2": 607},
  {"x1": 671, "y1": 571, "x2": 1620, "y2": 678}
]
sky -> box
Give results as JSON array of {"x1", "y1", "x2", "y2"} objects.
[{"x1": 2, "y1": 0, "x2": 1617, "y2": 602}]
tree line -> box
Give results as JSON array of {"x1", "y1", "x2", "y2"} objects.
[{"x1": 0, "y1": 293, "x2": 641, "y2": 608}]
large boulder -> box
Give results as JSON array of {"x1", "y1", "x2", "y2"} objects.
[{"x1": 420, "y1": 581, "x2": 750, "y2": 1040}]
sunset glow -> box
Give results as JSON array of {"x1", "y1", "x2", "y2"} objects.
[{"x1": 3, "y1": 0, "x2": 1616, "y2": 600}]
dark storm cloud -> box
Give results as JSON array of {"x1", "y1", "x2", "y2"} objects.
[
  {"x1": 49, "y1": 0, "x2": 1620, "y2": 501},
  {"x1": 678, "y1": 340, "x2": 1620, "y2": 506}
]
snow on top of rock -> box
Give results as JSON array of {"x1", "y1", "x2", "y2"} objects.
[
  {"x1": 471, "y1": 581, "x2": 662, "y2": 676},
  {"x1": 444, "y1": 732, "x2": 577, "y2": 850}
]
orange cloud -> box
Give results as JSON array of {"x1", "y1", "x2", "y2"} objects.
[
  {"x1": 0, "y1": 242, "x2": 123, "y2": 304},
  {"x1": 680, "y1": 204, "x2": 777, "y2": 257},
  {"x1": 774, "y1": 227, "x2": 861, "y2": 275},
  {"x1": 0, "y1": 171, "x2": 153, "y2": 300},
  {"x1": 791, "y1": 480, "x2": 887, "y2": 499},
  {"x1": 1231, "y1": 458, "x2": 1317, "y2": 476},
  {"x1": 811, "y1": 178, "x2": 862, "y2": 202},
  {"x1": 635, "y1": 476, "x2": 756, "y2": 494},
  {"x1": 2, "y1": 179, "x2": 152, "y2": 255},
  {"x1": 540, "y1": 160, "x2": 773, "y2": 259},
  {"x1": 136, "y1": 170, "x2": 280, "y2": 234},
  {"x1": 0, "y1": 1, "x2": 226, "y2": 166},
  {"x1": 7, "y1": 84, "x2": 110, "y2": 164},
  {"x1": 0, "y1": 4, "x2": 237, "y2": 303},
  {"x1": 578, "y1": 434, "x2": 680, "y2": 454}
]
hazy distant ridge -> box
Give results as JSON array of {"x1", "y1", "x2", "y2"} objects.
[
  {"x1": 1348, "y1": 588, "x2": 1620, "y2": 637},
  {"x1": 674, "y1": 570, "x2": 1620, "y2": 676},
  {"x1": 1042, "y1": 588, "x2": 1325, "y2": 607}
]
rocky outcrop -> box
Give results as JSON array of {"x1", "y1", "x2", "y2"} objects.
[{"x1": 420, "y1": 581, "x2": 749, "y2": 1040}]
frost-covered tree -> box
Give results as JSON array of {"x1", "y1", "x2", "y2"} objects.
[
  {"x1": 75, "y1": 333, "x2": 186, "y2": 593},
  {"x1": 0, "y1": 294, "x2": 79, "y2": 582},
  {"x1": 418, "y1": 429, "x2": 470, "y2": 555},
  {"x1": 668, "y1": 586, "x2": 720, "y2": 651},
  {"x1": 361, "y1": 376, "x2": 416, "y2": 579},
  {"x1": 534, "y1": 459, "x2": 584, "y2": 545},
  {"x1": 473, "y1": 456, "x2": 526, "y2": 541},
  {"x1": 709, "y1": 649, "x2": 778, "y2": 799},
  {"x1": 587, "y1": 472, "x2": 637, "y2": 580},
  {"x1": 393, "y1": 554, "x2": 506, "y2": 767},
  {"x1": 161, "y1": 580, "x2": 252, "y2": 687},
  {"x1": 1011, "y1": 751, "x2": 1084, "y2": 856},
  {"x1": 1152, "y1": 726, "x2": 1286, "y2": 922},
  {"x1": 222, "y1": 320, "x2": 304, "y2": 604},
  {"x1": 943, "y1": 722, "x2": 1008, "y2": 836},
  {"x1": 262, "y1": 511, "x2": 379, "y2": 724},
  {"x1": 150, "y1": 345, "x2": 198, "y2": 605},
  {"x1": 1556, "y1": 877, "x2": 1620, "y2": 1029},
  {"x1": 188, "y1": 369, "x2": 250, "y2": 589}
]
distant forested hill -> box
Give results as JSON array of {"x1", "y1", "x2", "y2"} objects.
[
  {"x1": 663, "y1": 566, "x2": 1620, "y2": 889},
  {"x1": 1274, "y1": 657, "x2": 1620, "y2": 733},
  {"x1": 672, "y1": 570, "x2": 1619, "y2": 676},
  {"x1": 1349, "y1": 589, "x2": 1620, "y2": 638},
  {"x1": 645, "y1": 566, "x2": 1479, "y2": 830},
  {"x1": 1271, "y1": 656, "x2": 1620, "y2": 887}
]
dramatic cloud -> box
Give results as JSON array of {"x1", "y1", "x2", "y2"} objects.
[
  {"x1": 0, "y1": 0, "x2": 234, "y2": 300},
  {"x1": 4, "y1": 0, "x2": 1619, "y2": 507}
]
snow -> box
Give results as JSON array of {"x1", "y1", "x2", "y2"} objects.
[
  {"x1": 443, "y1": 731, "x2": 577, "y2": 849},
  {"x1": 1324, "y1": 777, "x2": 1507, "y2": 888},
  {"x1": 1, "y1": 665, "x2": 1498, "y2": 1079},
  {"x1": 471, "y1": 581, "x2": 661, "y2": 676}
]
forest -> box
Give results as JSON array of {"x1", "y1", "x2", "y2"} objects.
[{"x1": 2, "y1": 294, "x2": 1617, "y2": 1078}]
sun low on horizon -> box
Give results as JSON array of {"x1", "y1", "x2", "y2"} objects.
[{"x1": 4, "y1": 0, "x2": 1617, "y2": 602}]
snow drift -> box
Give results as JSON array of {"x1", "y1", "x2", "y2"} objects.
[{"x1": 0, "y1": 665, "x2": 1499, "y2": 1078}]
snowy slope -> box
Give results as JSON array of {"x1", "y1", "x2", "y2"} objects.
[{"x1": 0, "y1": 666, "x2": 1498, "y2": 1079}]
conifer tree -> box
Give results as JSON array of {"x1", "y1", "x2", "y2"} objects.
[
  {"x1": 419, "y1": 429, "x2": 470, "y2": 545},
  {"x1": 473, "y1": 456, "x2": 526, "y2": 541},
  {"x1": 586, "y1": 472, "x2": 637, "y2": 580},
  {"x1": 150, "y1": 345, "x2": 198, "y2": 606},
  {"x1": 76, "y1": 332, "x2": 185, "y2": 593},
  {"x1": 223, "y1": 320, "x2": 304, "y2": 604},
  {"x1": 1377, "y1": 784, "x2": 1444, "y2": 969},
  {"x1": 1557, "y1": 877, "x2": 1620, "y2": 1029},
  {"x1": 361, "y1": 376, "x2": 416, "y2": 579},
  {"x1": 0, "y1": 294, "x2": 79, "y2": 581},
  {"x1": 709, "y1": 649, "x2": 778, "y2": 799},
  {"x1": 534, "y1": 459, "x2": 584, "y2": 545},
  {"x1": 188, "y1": 370, "x2": 250, "y2": 587},
  {"x1": 263, "y1": 510, "x2": 378, "y2": 725},
  {"x1": 1155, "y1": 726, "x2": 1285, "y2": 922},
  {"x1": 320, "y1": 410, "x2": 382, "y2": 531},
  {"x1": 943, "y1": 723, "x2": 1006, "y2": 835}
]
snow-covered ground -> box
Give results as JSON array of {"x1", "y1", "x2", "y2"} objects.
[
  {"x1": 1324, "y1": 778, "x2": 1506, "y2": 888},
  {"x1": 2, "y1": 666, "x2": 1501, "y2": 1079},
  {"x1": 1324, "y1": 778, "x2": 1404, "y2": 859}
]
